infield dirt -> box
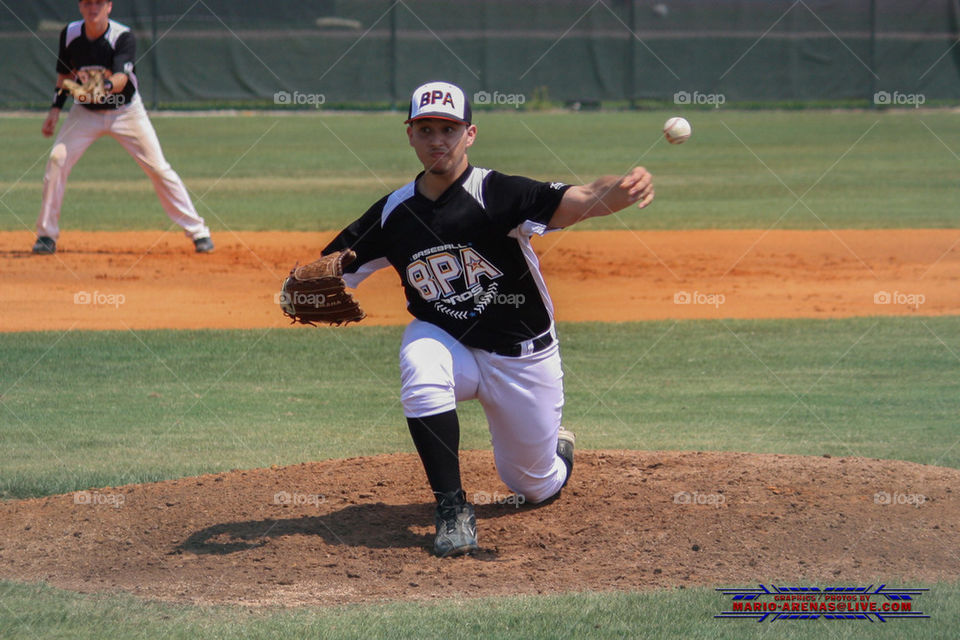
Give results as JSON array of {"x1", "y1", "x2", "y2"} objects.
[{"x1": 1, "y1": 228, "x2": 958, "y2": 331}]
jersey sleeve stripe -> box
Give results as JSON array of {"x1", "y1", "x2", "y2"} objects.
[
  {"x1": 381, "y1": 181, "x2": 417, "y2": 227},
  {"x1": 512, "y1": 233, "x2": 555, "y2": 319},
  {"x1": 343, "y1": 256, "x2": 392, "y2": 289},
  {"x1": 105, "y1": 20, "x2": 131, "y2": 47},
  {"x1": 461, "y1": 167, "x2": 491, "y2": 209},
  {"x1": 65, "y1": 20, "x2": 83, "y2": 48}
]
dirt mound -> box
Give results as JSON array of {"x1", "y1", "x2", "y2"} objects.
[{"x1": 1, "y1": 451, "x2": 957, "y2": 606}]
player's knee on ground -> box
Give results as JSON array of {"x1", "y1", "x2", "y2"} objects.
[{"x1": 496, "y1": 456, "x2": 568, "y2": 504}]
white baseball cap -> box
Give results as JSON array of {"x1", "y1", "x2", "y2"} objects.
[{"x1": 405, "y1": 81, "x2": 472, "y2": 125}]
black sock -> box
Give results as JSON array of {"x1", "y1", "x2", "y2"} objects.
[{"x1": 406, "y1": 409, "x2": 462, "y2": 500}]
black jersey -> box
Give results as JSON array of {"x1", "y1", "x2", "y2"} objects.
[
  {"x1": 324, "y1": 166, "x2": 571, "y2": 352},
  {"x1": 56, "y1": 20, "x2": 137, "y2": 110}
]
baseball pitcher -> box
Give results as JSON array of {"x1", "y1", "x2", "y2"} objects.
[{"x1": 284, "y1": 81, "x2": 654, "y2": 556}]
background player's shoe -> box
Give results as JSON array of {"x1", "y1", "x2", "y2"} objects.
[
  {"x1": 193, "y1": 237, "x2": 214, "y2": 253},
  {"x1": 32, "y1": 236, "x2": 56, "y2": 255},
  {"x1": 557, "y1": 427, "x2": 575, "y2": 486},
  {"x1": 433, "y1": 490, "x2": 478, "y2": 557}
]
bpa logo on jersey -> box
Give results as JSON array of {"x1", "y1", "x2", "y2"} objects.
[
  {"x1": 407, "y1": 245, "x2": 502, "y2": 302},
  {"x1": 406, "y1": 245, "x2": 503, "y2": 318}
]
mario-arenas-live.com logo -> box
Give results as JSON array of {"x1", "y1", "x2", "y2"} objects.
[{"x1": 714, "y1": 584, "x2": 929, "y2": 622}]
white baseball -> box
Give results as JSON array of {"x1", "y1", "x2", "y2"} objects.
[{"x1": 663, "y1": 117, "x2": 692, "y2": 144}]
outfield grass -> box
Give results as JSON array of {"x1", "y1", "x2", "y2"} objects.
[
  {"x1": 1, "y1": 110, "x2": 958, "y2": 233},
  {"x1": 1, "y1": 580, "x2": 956, "y2": 640},
  {"x1": 2, "y1": 317, "x2": 958, "y2": 500}
]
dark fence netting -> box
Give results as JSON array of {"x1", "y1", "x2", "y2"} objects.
[{"x1": 2, "y1": 0, "x2": 958, "y2": 108}]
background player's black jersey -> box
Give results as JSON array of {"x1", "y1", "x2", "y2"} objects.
[
  {"x1": 56, "y1": 20, "x2": 137, "y2": 110},
  {"x1": 324, "y1": 166, "x2": 571, "y2": 352}
]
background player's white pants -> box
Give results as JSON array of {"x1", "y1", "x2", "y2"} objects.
[
  {"x1": 399, "y1": 318, "x2": 567, "y2": 503},
  {"x1": 36, "y1": 95, "x2": 209, "y2": 241}
]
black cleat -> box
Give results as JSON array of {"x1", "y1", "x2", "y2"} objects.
[
  {"x1": 32, "y1": 236, "x2": 56, "y2": 254},
  {"x1": 193, "y1": 237, "x2": 214, "y2": 253},
  {"x1": 433, "y1": 490, "x2": 478, "y2": 557}
]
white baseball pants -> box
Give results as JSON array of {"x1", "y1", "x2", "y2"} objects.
[
  {"x1": 399, "y1": 318, "x2": 568, "y2": 503},
  {"x1": 36, "y1": 95, "x2": 209, "y2": 241}
]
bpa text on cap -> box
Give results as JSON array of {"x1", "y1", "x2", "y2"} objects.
[{"x1": 420, "y1": 90, "x2": 456, "y2": 110}]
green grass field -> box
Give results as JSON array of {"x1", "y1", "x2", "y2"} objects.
[
  {"x1": 2, "y1": 110, "x2": 959, "y2": 232},
  {"x1": 1, "y1": 110, "x2": 958, "y2": 638},
  {"x1": 1, "y1": 579, "x2": 957, "y2": 640},
  {"x1": 2, "y1": 318, "x2": 959, "y2": 500}
]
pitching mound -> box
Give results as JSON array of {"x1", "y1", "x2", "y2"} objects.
[{"x1": 1, "y1": 451, "x2": 957, "y2": 606}]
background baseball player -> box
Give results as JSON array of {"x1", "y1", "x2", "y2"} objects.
[
  {"x1": 33, "y1": 0, "x2": 213, "y2": 255},
  {"x1": 321, "y1": 81, "x2": 654, "y2": 556}
]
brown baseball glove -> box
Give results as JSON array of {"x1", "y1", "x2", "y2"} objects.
[
  {"x1": 279, "y1": 249, "x2": 366, "y2": 326},
  {"x1": 62, "y1": 69, "x2": 109, "y2": 105}
]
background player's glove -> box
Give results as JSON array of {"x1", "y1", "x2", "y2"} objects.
[
  {"x1": 279, "y1": 249, "x2": 366, "y2": 326},
  {"x1": 62, "y1": 69, "x2": 109, "y2": 105}
]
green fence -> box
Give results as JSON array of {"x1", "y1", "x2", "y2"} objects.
[{"x1": 3, "y1": 0, "x2": 958, "y2": 108}]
